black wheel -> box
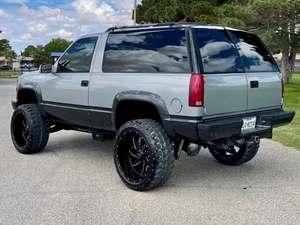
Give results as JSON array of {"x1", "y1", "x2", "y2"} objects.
[
  {"x1": 209, "y1": 137, "x2": 260, "y2": 166},
  {"x1": 11, "y1": 104, "x2": 49, "y2": 154},
  {"x1": 113, "y1": 119, "x2": 175, "y2": 191}
]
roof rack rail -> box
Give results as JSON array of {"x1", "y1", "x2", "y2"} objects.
[{"x1": 106, "y1": 22, "x2": 204, "y2": 32}]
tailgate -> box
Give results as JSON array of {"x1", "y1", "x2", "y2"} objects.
[
  {"x1": 247, "y1": 72, "x2": 281, "y2": 110},
  {"x1": 193, "y1": 27, "x2": 282, "y2": 117},
  {"x1": 228, "y1": 30, "x2": 282, "y2": 111}
]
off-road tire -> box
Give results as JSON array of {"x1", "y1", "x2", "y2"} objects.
[
  {"x1": 11, "y1": 104, "x2": 49, "y2": 154},
  {"x1": 113, "y1": 119, "x2": 175, "y2": 191},
  {"x1": 209, "y1": 137, "x2": 260, "y2": 166}
]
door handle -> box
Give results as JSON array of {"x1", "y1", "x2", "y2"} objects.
[
  {"x1": 250, "y1": 80, "x2": 259, "y2": 88},
  {"x1": 81, "y1": 80, "x2": 89, "y2": 87}
]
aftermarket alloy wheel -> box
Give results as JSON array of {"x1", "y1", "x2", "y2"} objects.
[
  {"x1": 209, "y1": 137, "x2": 260, "y2": 166},
  {"x1": 113, "y1": 119, "x2": 175, "y2": 191},
  {"x1": 11, "y1": 104, "x2": 49, "y2": 154}
]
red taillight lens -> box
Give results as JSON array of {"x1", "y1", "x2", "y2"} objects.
[{"x1": 189, "y1": 73, "x2": 204, "y2": 107}]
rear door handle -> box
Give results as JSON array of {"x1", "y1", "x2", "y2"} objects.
[
  {"x1": 250, "y1": 80, "x2": 259, "y2": 88},
  {"x1": 81, "y1": 80, "x2": 89, "y2": 87}
]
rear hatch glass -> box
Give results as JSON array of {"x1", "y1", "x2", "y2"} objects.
[{"x1": 228, "y1": 30, "x2": 279, "y2": 72}]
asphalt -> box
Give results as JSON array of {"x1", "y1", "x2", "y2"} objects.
[{"x1": 0, "y1": 79, "x2": 299, "y2": 225}]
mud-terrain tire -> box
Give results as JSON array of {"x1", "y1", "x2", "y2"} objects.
[
  {"x1": 11, "y1": 104, "x2": 49, "y2": 154},
  {"x1": 209, "y1": 137, "x2": 260, "y2": 166},
  {"x1": 113, "y1": 119, "x2": 175, "y2": 191}
]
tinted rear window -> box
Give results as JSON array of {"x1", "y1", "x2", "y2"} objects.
[
  {"x1": 229, "y1": 30, "x2": 278, "y2": 72},
  {"x1": 102, "y1": 29, "x2": 190, "y2": 73},
  {"x1": 194, "y1": 28, "x2": 244, "y2": 73}
]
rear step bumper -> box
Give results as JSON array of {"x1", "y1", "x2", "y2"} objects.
[
  {"x1": 197, "y1": 110, "x2": 295, "y2": 141},
  {"x1": 260, "y1": 110, "x2": 295, "y2": 128},
  {"x1": 168, "y1": 110, "x2": 295, "y2": 142}
]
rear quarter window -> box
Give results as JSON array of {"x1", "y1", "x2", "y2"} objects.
[
  {"x1": 194, "y1": 28, "x2": 244, "y2": 74},
  {"x1": 102, "y1": 29, "x2": 190, "y2": 73},
  {"x1": 229, "y1": 30, "x2": 279, "y2": 72}
]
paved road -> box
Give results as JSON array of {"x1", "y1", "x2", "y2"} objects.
[{"x1": 0, "y1": 79, "x2": 299, "y2": 225}]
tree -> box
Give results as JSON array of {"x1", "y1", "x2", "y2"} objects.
[
  {"x1": 248, "y1": 0, "x2": 300, "y2": 83},
  {"x1": 43, "y1": 38, "x2": 71, "y2": 62},
  {"x1": 136, "y1": 0, "x2": 300, "y2": 83},
  {"x1": 136, "y1": 0, "x2": 249, "y2": 27},
  {"x1": 0, "y1": 39, "x2": 10, "y2": 55},
  {"x1": 22, "y1": 38, "x2": 71, "y2": 65},
  {"x1": 34, "y1": 45, "x2": 48, "y2": 66},
  {"x1": 22, "y1": 45, "x2": 37, "y2": 57},
  {"x1": 4, "y1": 49, "x2": 17, "y2": 60},
  {"x1": 22, "y1": 45, "x2": 47, "y2": 66},
  {"x1": 0, "y1": 39, "x2": 16, "y2": 59}
]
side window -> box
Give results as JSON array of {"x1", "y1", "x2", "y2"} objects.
[
  {"x1": 57, "y1": 37, "x2": 98, "y2": 73},
  {"x1": 102, "y1": 29, "x2": 190, "y2": 73},
  {"x1": 194, "y1": 28, "x2": 244, "y2": 74},
  {"x1": 229, "y1": 31, "x2": 278, "y2": 72}
]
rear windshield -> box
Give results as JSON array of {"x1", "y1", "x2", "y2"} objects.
[
  {"x1": 229, "y1": 30, "x2": 278, "y2": 72},
  {"x1": 194, "y1": 28, "x2": 244, "y2": 74},
  {"x1": 194, "y1": 28, "x2": 278, "y2": 73},
  {"x1": 103, "y1": 29, "x2": 190, "y2": 73}
]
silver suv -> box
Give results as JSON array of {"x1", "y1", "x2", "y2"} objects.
[{"x1": 11, "y1": 23, "x2": 295, "y2": 191}]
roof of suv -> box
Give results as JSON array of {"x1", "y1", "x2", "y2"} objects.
[
  {"x1": 106, "y1": 22, "x2": 242, "y2": 32},
  {"x1": 78, "y1": 23, "x2": 250, "y2": 39}
]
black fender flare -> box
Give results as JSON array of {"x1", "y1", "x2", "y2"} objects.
[
  {"x1": 112, "y1": 91, "x2": 175, "y2": 137},
  {"x1": 16, "y1": 83, "x2": 43, "y2": 109}
]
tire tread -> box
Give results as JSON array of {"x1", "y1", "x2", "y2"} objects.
[{"x1": 114, "y1": 119, "x2": 175, "y2": 191}]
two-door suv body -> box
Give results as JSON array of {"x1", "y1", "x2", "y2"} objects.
[{"x1": 11, "y1": 23, "x2": 295, "y2": 190}]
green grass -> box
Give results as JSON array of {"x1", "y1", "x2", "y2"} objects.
[
  {"x1": 0, "y1": 71, "x2": 22, "y2": 78},
  {"x1": 273, "y1": 73, "x2": 300, "y2": 150}
]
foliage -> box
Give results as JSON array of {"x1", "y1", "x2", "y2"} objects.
[
  {"x1": 273, "y1": 73, "x2": 300, "y2": 150},
  {"x1": 136, "y1": 0, "x2": 300, "y2": 83},
  {"x1": 248, "y1": 0, "x2": 300, "y2": 83},
  {"x1": 22, "y1": 38, "x2": 71, "y2": 65},
  {"x1": 43, "y1": 38, "x2": 71, "y2": 60},
  {"x1": 23, "y1": 45, "x2": 38, "y2": 58},
  {"x1": 0, "y1": 39, "x2": 17, "y2": 59},
  {"x1": 137, "y1": 0, "x2": 251, "y2": 27},
  {"x1": 0, "y1": 39, "x2": 10, "y2": 54}
]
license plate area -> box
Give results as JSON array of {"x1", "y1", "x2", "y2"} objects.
[{"x1": 242, "y1": 116, "x2": 256, "y2": 131}]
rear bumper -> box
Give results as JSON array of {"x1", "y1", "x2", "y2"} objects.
[{"x1": 168, "y1": 109, "x2": 295, "y2": 142}]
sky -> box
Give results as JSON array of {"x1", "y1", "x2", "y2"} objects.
[{"x1": 0, "y1": 0, "x2": 138, "y2": 54}]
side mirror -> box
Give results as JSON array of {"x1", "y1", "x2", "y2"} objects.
[{"x1": 40, "y1": 64, "x2": 52, "y2": 73}]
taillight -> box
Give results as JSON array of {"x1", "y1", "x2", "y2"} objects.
[{"x1": 189, "y1": 73, "x2": 204, "y2": 107}]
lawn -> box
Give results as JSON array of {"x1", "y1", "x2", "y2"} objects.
[
  {"x1": 273, "y1": 73, "x2": 300, "y2": 150},
  {"x1": 0, "y1": 71, "x2": 22, "y2": 78}
]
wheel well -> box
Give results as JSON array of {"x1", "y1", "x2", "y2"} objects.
[
  {"x1": 115, "y1": 100, "x2": 162, "y2": 130},
  {"x1": 17, "y1": 89, "x2": 38, "y2": 105}
]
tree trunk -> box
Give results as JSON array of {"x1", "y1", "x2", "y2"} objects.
[
  {"x1": 281, "y1": 51, "x2": 291, "y2": 84},
  {"x1": 289, "y1": 50, "x2": 296, "y2": 73}
]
